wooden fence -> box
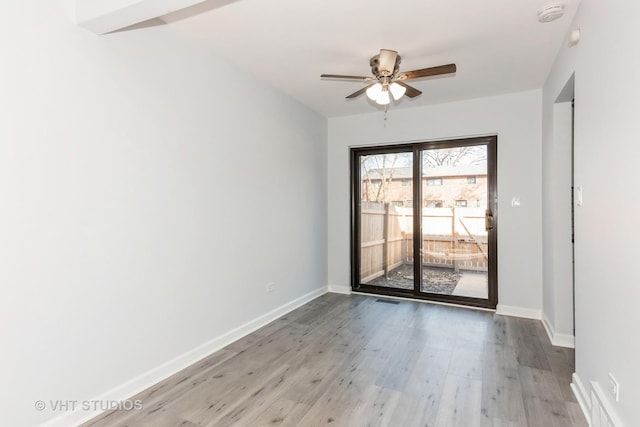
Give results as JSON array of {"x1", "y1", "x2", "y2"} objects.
[{"x1": 360, "y1": 203, "x2": 488, "y2": 283}]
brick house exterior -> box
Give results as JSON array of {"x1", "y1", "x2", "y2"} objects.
[{"x1": 362, "y1": 164, "x2": 487, "y2": 208}]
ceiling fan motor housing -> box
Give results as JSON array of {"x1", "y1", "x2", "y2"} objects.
[{"x1": 370, "y1": 50, "x2": 401, "y2": 77}]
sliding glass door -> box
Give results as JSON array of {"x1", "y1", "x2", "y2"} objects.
[{"x1": 351, "y1": 136, "x2": 497, "y2": 309}]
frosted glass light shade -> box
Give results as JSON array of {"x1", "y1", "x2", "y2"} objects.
[
  {"x1": 376, "y1": 89, "x2": 390, "y2": 105},
  {"x1": 389, "y1": 82, "x2": 406, "y2": 100},
  {"x1": 366, "y1": 83, "x2": 383, "y2": 101}
]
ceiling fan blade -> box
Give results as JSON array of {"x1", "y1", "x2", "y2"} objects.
[
  {"x1": 398, "y1": 63, "x2": 457, "y2": 80},
  {"x1": 346, "y1": 84, "x2": 374, "y2": 99},
  {"x1": 395, "y1": 81, "x2": 422, "y2": 98},
  {"x1": 378, "y1": 49, "x2": 398, "y2": 75},
  {"x1": 321, "y1": 74, "x2": 371, "y2": 81}
]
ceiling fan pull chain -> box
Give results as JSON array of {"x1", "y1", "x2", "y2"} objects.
[{"x1": 384, "y1": 105, "x2": 388, "y2": 127}]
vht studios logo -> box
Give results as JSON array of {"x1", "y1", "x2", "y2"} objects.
[{"x1": 35, "y1": 399, "x2": 143, "y2": 412}]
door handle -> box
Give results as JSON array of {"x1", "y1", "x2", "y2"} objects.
[{"x1": 485, "y1": 209, "x2": 494, "y2": 231}]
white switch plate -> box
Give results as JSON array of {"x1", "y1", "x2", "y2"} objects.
[
  {"x1": 511, "y1": 197, "x2": 521, "y2": 207},
  {"x1": 576, "y1": 185, "x2": 583, "y2": 207}
]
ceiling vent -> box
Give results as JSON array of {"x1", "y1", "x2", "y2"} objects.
[{"x1": 538, "y1": 3, "x2": 565, "y2": 23}]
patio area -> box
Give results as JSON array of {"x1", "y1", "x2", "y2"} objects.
[{"x1": 366, "y1": 263, "x2": 487, "y2": 298}]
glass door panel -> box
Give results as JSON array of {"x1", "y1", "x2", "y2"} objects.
[
  {"x1": 358, "y1": 152, "x2": 414, "y2": 291},
  {"x1": 420, "y1": 145, "x2": 489, "y2": 298}
]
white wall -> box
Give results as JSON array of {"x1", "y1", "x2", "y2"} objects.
[
  {"x1": 543, "y1": 0, "x2": 640, "y2": 424},
  {"x1": 327, "y1": 91, "x2": 543, "y2": 314},
  {"x1": 0, "y1": 2, "x2": 327, "y2": 426}
]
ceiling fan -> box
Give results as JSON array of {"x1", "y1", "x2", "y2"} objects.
[{"x1": 321, "y1": 49, "x2": 456, "y2": 105}]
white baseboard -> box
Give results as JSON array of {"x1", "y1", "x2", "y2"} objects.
[
  {"x1": 571, "y1": 372, "x2": 591, "y2": 425},
  {"x1": 327, "y1": 284, "x2": 351, "y2": 294},
  {"x1": 496, "y1": 304, "x2": 542, "y2": 320},
  {"x1": 38, "y1": 286, "x2": 328, "y2": 427},
  {"x1": 541, "y1": 314, "x2": 575, "y2": 348}
]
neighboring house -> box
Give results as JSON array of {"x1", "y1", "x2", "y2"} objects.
[{"x1": 361, "y1": 164, "x2": 487, "y2": 208}]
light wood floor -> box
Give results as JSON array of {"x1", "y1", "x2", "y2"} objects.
[{"x1": 84, "y1": 294, "x2": 587, "y2": 427}]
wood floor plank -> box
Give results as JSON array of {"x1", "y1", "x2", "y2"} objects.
[
  {"x1": 391, "y1": 345, "x2": 451, "y2": 426},
  {"x1": 434, "y1": 374, "x2": 483, "y2": 427},
  {"x1": 485, "y1": 313, "x2": 510, "y2": 346},
  {"x1": 449, "y1": 346, "x2": 484, "y2": 380},
  {"x1": 82, "y1": 294, "x2": 586, "y2": 427},
  {"x1": 347, "y1": 385, "x2": 402, "y2": 426},
  {"x1": 522, "y1": 396, "x2": 577, "y2": 427},
  {"x1": 238, "y1": 398, "x2": 310, "y2": 427},
  {"x1": 481, "y1": 343, "x2": 527, "y2": 425},
  {"x1": 481, "y1": 418, "x2": 524, "y2": 427},
  {"x1": 508, "y1": 317, "x2": 552, "y2": 371},
  {"x1": 519, "y1": 366, "x2": 565, "y2": 401},
  {"x1": 375, "y1": 327, "x2": 428, "y2": 391}
]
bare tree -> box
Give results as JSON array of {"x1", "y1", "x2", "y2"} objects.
[
  {"x1": 422, "y1": 146, "x2": 487, "y2": 168},
  {"x1": 361, "y1": 153, "x2": 400, "y2": 203}
]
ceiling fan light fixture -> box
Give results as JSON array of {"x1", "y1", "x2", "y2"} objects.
[
  {"x1": 375, "y1": 89, "x2": 390, "y2": 105},
  {"x1": 366, "y1": 83, "x2": 383, "y2": 101},
  {"x1": 389, "y1": 82, "x2": 406, "y2": 101}
]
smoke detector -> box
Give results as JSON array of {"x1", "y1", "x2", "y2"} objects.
[{"x1": 538, "y1": 3, "x2": 565, "y2": 23}]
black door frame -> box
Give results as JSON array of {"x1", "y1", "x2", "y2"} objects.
[{"x1": 350, "y1": 136, "x2": 498, "y2": 309}]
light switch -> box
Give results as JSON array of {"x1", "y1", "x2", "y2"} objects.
[{"x1": 511, "y1": 197, "x2": 521, "y2": 207}]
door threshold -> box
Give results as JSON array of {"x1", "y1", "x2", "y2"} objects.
[{"x1": 351, "y1": 291, "x2": 496, "y2": 313}]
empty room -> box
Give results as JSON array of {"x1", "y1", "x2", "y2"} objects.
[{"x1": 2, "y1": 0, "x2": 639, "y2": 426}]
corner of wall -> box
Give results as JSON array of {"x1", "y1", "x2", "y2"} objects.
[
  {"x1": 542, "y1": 313, "x2": 575, "y2": 348},
  {"x1": 327, "y1": 284, "x2": 351, "y2": 295},
  {"x1": 496, "y1": 304, "x2": 542, "y2": 320}
]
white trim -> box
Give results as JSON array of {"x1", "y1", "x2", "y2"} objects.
[
  {"x1": 590, "y1": 381, "x2": 624, "y2": 427},
  {"x1": 542, "y1": 314, "x2": 575, "y2": 348},
  {"x1": 38, "y1": 286, "x2": 328, "y2": 427},
  {"x1": 495, "y1": 304, "x2": 541, "y2": 319},
  {"x1": 328, "y1": 284, "x2": 352, "y2": 294},
  {"x1": 571, "y1": 372, "x2": 591, "y2": 426}
]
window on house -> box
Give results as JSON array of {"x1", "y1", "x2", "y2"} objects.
[
  {"x1": 401, "y1": 179, "x2": 411, "y2": 187},
  {"x1": 455, "y1": 200, "x2": 468, "y2": 207},
  {"x1": 467, "y1": 176, "x2": 477, "y2": 184},
  {"x1": 405, "y1": 200, "x2": 413, "y2": 208},
  {"x1": 391, "y1": 201, "x2": 404, "y2": 207},
  {"x1": 425, "y1": 200, "x2": 444, "y2": 208},
  {"x1": 426, "y1": 178, "x2": 443, "y2": 186}
]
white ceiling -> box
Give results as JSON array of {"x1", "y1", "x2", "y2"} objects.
[{"x1": 163, "y1": 0, "x2": 580, "y2": 118}]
